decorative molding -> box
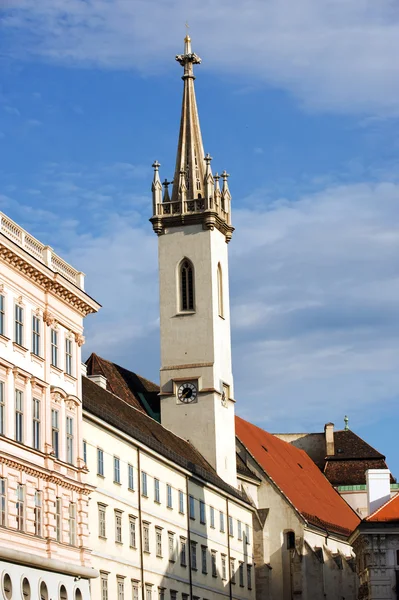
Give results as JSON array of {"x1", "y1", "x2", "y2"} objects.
[
  {"x1": 43, "y1": 309, "x2": 55, "y2": 326},
  {"x1": 74, "y1": 333, "x2": 85, "y2": 347}
]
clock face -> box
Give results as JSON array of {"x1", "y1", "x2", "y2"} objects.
[{"x1": 178, "y1": 382, "x2": 198, "y2": 403}]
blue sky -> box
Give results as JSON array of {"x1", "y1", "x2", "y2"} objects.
[{"x1": 1, "y1": 1, "x2": 399, "y2": 476}]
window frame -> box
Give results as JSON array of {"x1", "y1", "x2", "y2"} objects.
[
  {"x1": 143, "y1": 522, "x2": 150, "y2": 553},
  {"x1": 98, "y1": 504, "x2": 107, "y2": 539},
  {"x1": 217, "y1": 262, "x2": 224, "y2": 318},
  {"x1": 66, "y1": 415, "x2": 74, "y2": 464},
  {"x1": 65, "y1": 337, "x2": 73, "y2": 375},
  {"x1": 128, "y1": 464, "x2": 134, "y2": 490},
  {"x1": 32, "y1": 397, "x2": 41, "y2": 450},
  {"x1": 52, "y1": 409, "x2": 60, "y2": 459},
  {"x1": 34, "y1": 490, "x2": 42, "y2": 536},
  {"x1": 154, "y1": 478, "x2": 160, "y2": 503},
  {"x1": 69, "y1": 502, "x2": 77, "y2": 545},
  {"x1": 179, "y1": 258, "x2": 195, "y2": 312},
  {"x1": 0, "y1": 477, "x2": 6, "y2": 527},
  {"x1": 14, "y1": 303, "x2": 24, "y2": 346},
  {"x1": 32, "y1": 315, "x2": 41, "y2": 356},
  {"x1": 141, "y1": 472, "x2": 148, "y2": 497},
  {"x1": 167, "y1": 484, "x2": 173, "y2": 509},
  {"x1": 0, "y1": 294, "x2": 5, "y2": 337},
  {"x1": 129, "y1": 515, "x2": 137, "y2": 548},
  {"x1": 50, "y1": 328, "x2": 58, "y2": 367},
  {"x1": 115, "y1": 510, "x2": 123, "y2": 544},
  {"x1": 97, "y1": 448, "x2": 104, "y2": 476},
  {"x1": 15, "y1": 388, "x2": 24, "y2": 443},
  {"x1": 156, "y1": 527, "x2": 163, "y2": 558},
  {"x1": 113, "y1": 456, "x2": 121, "y2": 484},
  {"x1": 0, "y1": 380, "x2": 5, "y2": 436},
  {"x1": 16, "y1": 483, "x2": 25, "y2": 532},
  {"x1": 56, "y1": 497, "x2": 62, "y2": 542}
]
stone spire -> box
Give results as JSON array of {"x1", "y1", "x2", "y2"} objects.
[{"x1": 172, "y1": 35, "x2": 206, "y2": 202}]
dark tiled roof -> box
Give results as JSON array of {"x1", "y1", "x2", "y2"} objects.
[
  {"x1": 328, "y1": 430, "x2": 385, "y2": 460},
  {"x1": 236, "y1": 453, "x2": 261, "y2": 481},
  {"x1": 82, "y1": 376, "x2": 246, "y2": 502},
  {"x1": 324, "y1": 459, "x2": 393, "y2": 486},
  {"x1": 86, "y1": 353, "x2": 160, "y2": 421},
  {"x1": 236, "y1": 417, "x2": 360, "y2": 537}
]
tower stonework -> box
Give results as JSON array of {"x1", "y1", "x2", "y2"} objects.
[{"x1": 150, "y1": 36, "x2": 237, "y2": 487}]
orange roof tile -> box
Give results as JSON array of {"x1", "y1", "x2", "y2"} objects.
[
  {"x1": 236, "y1": 416, "x2": 360, "y2": 536},
  {"x1": 366, "y1": 493, "x2": 399, "y2": 523}
]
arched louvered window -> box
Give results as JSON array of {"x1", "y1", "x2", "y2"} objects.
[
  {"x1": 217, "y1": 263, "x2": 224, "y2": 318},
  {"x1": 180, "y1": 259, "x2": 195, "y2": 311}
]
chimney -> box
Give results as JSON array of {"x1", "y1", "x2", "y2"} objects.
[
  {"x1": 87, "y1": 374, "x2": 107, "y2": 390},
  {"x1": 324, "y1": 422, "x2": 335, "y2": 456},
  {"x1": 81, "y1": 362, "x2": 88, "y2": 377},
  {"x1": 366, "y1": 469, "x2": 391, "y2": 515}
]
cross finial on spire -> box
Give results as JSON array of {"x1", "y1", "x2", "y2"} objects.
[
  {"x1": 344, "y1": 415, "x2": 349, "y2": 431},
  {"x1": 152, "y1": 160, "x2": 160, "y2": 171}
]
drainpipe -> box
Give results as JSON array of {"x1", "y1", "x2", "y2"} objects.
[
  {"x1": 185, "y1": 476, "x2": 193, "y2": 600},
  {"x1": 137, "y1": 448, "x2": 145, "y2": 600},
  {"x1": 226, "y1": 498, "x2": 233, "y2": 600}
]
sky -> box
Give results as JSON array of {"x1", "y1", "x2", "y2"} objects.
[{"x1": 1, "y1": 1, "x2": 399, "y2": 475}]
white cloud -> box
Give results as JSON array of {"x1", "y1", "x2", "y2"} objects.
[{"x1": 3, "y1": 0, "x2": 399, "y2": 115}]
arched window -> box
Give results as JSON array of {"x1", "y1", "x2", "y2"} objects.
[
  {"x1": 180, "y1": 259, "x2": 195, "y2": 311},
  {"x1": 217, "y1": 263, "x2": 223, "y2": 318}
]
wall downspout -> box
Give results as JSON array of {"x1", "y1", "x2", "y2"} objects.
[
  {"x1": 226, "y1": 498, "x2": 233, "y2": 600},
  {"x1": 137, "y1": 448, "x2": 145, "y2": 600},
  {"x1": 185, "y1": 476, "x2": 193, "y2": 600}
]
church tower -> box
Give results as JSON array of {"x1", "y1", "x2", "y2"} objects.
[{"x1": 150, "y1": 35, "x2": 236, "y2": 487}]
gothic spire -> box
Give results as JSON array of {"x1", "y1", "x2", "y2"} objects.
[{"x1": 172, "y1": 35, "x2": 206, "y2": 202}]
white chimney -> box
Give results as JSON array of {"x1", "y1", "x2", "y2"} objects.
[
  {"x1": 324, "y1": 422, "x2": 335, "y2": 456},
  {"x1": 81, "y1": 362, "x2": 88, "y2": 377},
  {"x1": 87, "y1": 374, "x2": 107, "y2": 390},
  {"x1": 366, "y1": 469, "x2": 391, "y2": 515}
]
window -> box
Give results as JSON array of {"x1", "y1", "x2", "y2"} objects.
[
  {"x1": 32, "y1": 398, "x2": 40, "y2": 450},
  {"x1": 167, "y1": 484, "x2": 173, "y2": 508},
  {"x1": 158, "y1": 588, "x2": 165, "y2": 600},
  {"x1": 141, "y1": 472, "x2": 148, "y2": 496},
  {"x1": 238, "y1": 520, "x2": 242, "y2": 540},
  {"x1": 217, "y1": 263, "x2": 223, "y2": 317},
  {"x1": 65, "y1": 338, "x2": 73, "y2": 375},
  {"x1": 101, "y1": 573, "x2": 108, "y2": 600},
  {"x1": 52, "y1": 409, "x2": 59, "y2": 458},
  {"x1": 190, "y1": 541, "x2": 197, "y2": 570},
  {"x1": 179, "y1": 490, "x2": 184, "y2": 514},
  {"x1": 128, "y1": 464, "x2": 134, "y2": 490},
  {"x1": 180, "y1": 259, "x2": 194, "y2": 311},
  {"x1": 286, "y1": 530, "x2": 295, "y2": 550},
  {"x1": 32, "y1": 315, "x2": 40, "y2": 356},
  {"x1": 56, "y1": 497, "x2": 62, "y2": 542},
  {"x1": 131, "y1": 581, "x2": 139, "y2": 600},
  {"x1": 247, "y1": 564, "x2": 252, "y2": 590},
  {"x1": 210, "y1": 506, "x2": 215, "y2": 528},
  {"x1": 220, "y1": 511, "x2": 225, "y2": 532},
  {"x1": 189, "y1": 495, "x2": 195, "y2": 519},
  {"x1": 0, "y1": 478, "x2": 6, "y2": 526},
  {"x1": 245, "y1": 523, "x2": 250, "y2": 544},
  {"x1": 97, "y1": 448, "x2": 104, "y2": 476},
  {"x1": 145, "y1": 585, "x2": 152, "y2": 600},
  {"x1": 212, "y1": 551, "x2": 217, "y2": 578},
  {"x1": 117, "y1": 578, "x2": 124, "y2": 600},
  {"x1": 115, "y1": 511, "x2": 122, "y2": 543},
  {"x1": 200, "y1": 500, "x2": 206, "y2": 524},
  {"x1": 168, "y1": 532, "x2": 175, "y2": 562},
  {"x1": 66, "y1": 416, "x2": 74, "y2": 464},
  {"x1": 114, "y1": 456, "x2": 120, "y2": 483},
  {"x1": 201, "y1": 545, "x2": 207, "y2": 574},
  {"x1": 51, "y1": 328, "x2": 58, "y2": 367},
  {"x1": 221, "y1": 554, "x2": 227, "y2": 580},
  {"x1": 15, "y1": 389, "x2": 23, "y2": 443},
  {"x1": 69, "y1": 502, "x2": 76, "y2": 545},
  {"x1": 129, "y1": 515, "x2": 137, "y2": 547},
  {"x1": 228, "y1": 515, "x2": 234, "y2": 536},
  {"x1": 98, "y1": 504, "x2": 106, "y2": 538},
  {"x1": 34, "y1": 490, "x2": 42, "y2": 536},
  {"x1": 83, "y1": 440, "x2": 87, "y2": 464},
  {"x1": 143, "y1": 522, "x2": 150, "y2": 552},
  {"x1": 170, "y1": 593, "x2": 176, "y2": 600},
  {"x1": 154, "y1": 478, "x2": 160, "y2": 503},
  {"x1": 180, "y1": 537, "x2": 187, "y2": 566},
  {"x1": 16, "y1": 483, "x2": 24, "y2": 531},
  {"x1": 230, "y1": 558, "x2": 236, "y2": 584},
  {"x1": 156, "y1": 527, "x2": 163, "y2": 557},
  {"x1": 0, "y1": 294, "x2": 4, "y2": 336},
  {"x1": 0, "y1": 381, "x2": 5, "y2": 435},
  {"x1": 239, "y1": 561, "x2": 244, "y2": 587},
  {"x1": 15, "y1": 304, "x2": 23, "y2": 345}
]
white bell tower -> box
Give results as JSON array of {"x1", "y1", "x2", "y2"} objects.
[{"x1": 150, "y1": 35, "x2": 237, "y2": 487}]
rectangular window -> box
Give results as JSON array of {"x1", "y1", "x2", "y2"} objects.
[
  {"x1": 230, "y1": 558, "x2": 236, "y2": 584},
  {"x1": 220, "y1": 511, "x2": 225, "y2": 532},
  {"x1": 15, "y1": 389, "x2": 23, "y2": 443},
  {"x1": 117, "y1": 578, "x2": 124, "y2": 600},
  {"x1": 83, "y1": 440, "x2": 87, "y2": 464},
  {"x1": 69, "y1": 502, "x2": 76, "y2": 545},
  {"x1": 156, "y1": 527, "x2": 163, "y2": 557},
  {"x1": 154, "y1": 478, "x2": 160, "y2": 503},
  {"x1": 129, "y1": 515, "x2": 136, "y2": 548},
  {"x1": 56, "y1": 497, "x2": 62, "y2": 542},
  {"x1": 180, "y1": 537, "x2": 187, "y2": 566},
  {"x1": 131, "y1": 581, "x2": 139, "y2": 600},
  {"x1": 97, "y1": 448, "x2": 104, "y2": 476},
  {"x1": 98, "y1": 504, "x2": 106, "y2": 538},
  {"x1": 212, "y1": 551, "x2": 217, "y2": 578},
  {"x1": 170, "y1": 592, "x2": 177, "y2": 600},
  {"x1": 189, "y1": 495, "x2": 195, "y2": 519},
  {"x1": 245, "y1": 523, "x2": 250, "y2": 544},
  {"x1": 0, "y1": 478, "x2": 6, "y2": 527},
  {"x1": 167, "y1": 484, "x2": 172, "y2": 508},
  {"x1": 32, "y1": 398, "x2": 40, "y2": 450},
  {"x1": 238, "y1": 520, "x2": 242, "y2": 540},
  {"x1": 51, "y1": 328, "x2": 58, "y2": 367},
  {"x1": 228, "y1": 515, "x2": 234, "y2": 536},
  {"x1": 158, "y1": 589, "x2": 165, "y2": 600},
  {"x1": 115, "y1": 511, "x2": 122, "y2": 543},
  {"x1": 145, "y1": 585, "x2": 152, "y2": 600},
  {"x1": 128, "y1": 464, "x2": 134, "y2": 490},
  {"x1": 114, "y1": 456, "x2": 120, "y2": 483},
  {"x1": 65, "y1": 338, "x2": 73, "y2": 375},
  {"x1": 168, "y1": 532, "x2": 175, "y2": 562},
  {"x1": 141, "y1": 472, "x2": 148, "y2": 497},
  {"x1": 101, "y1": 573, "x2": 108, "y2": 600},
  {"x1": 52, "y1": 409, "x2": 59, "y2": 458},
  {"x1": 200, "y1": 500, "x2": 206, "y2": 524},
  {"x1": 201, "y1": 545, "x2": 207, "y2": 574},
  {"x1": 221, "y1": 554, "x2": 227, "y2": 580},
  {"x1": 143, "y1": 522, "x2": 150, "y2": 552},
  {"x1": 239, "y1": 561, "x2": 244, "y2": 587},
  {"x1": 16, "y1": 484, "x2": 24, "y2": 531},
  {"x1": 34, "y1": 490, "x2": 42, "y2": 536},
  {"x1": 179, "y1": 490, "x2": 184, "y2": 514},
  {"x1": 0, "y1": 294, "x2": 4, "y2": 336},
  {"x1": 15, "y1": 304, "x2": 23, "y2": 346},
  {"x1": 0, "y1": 381, "x2": 5, "y2": 435},
  {"x1": 190, "y1": 541, "x2": 197, "y2": 570},
  {"x1": 210, "y1": 506, "x2": 215, "y2": 528},
  {"x1": 66, "y1": 416, "x2": 74, "y2": 464},
  {"x1": 247, "y1": 564, "x2": 252, "y2": 590},
  {"x1": 32, "y1": 315, "x2": 40, "y2": 356}
]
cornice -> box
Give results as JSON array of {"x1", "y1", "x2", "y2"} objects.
[{"x1": 150, "y1": 210, "x2": 234, "y2": 243}]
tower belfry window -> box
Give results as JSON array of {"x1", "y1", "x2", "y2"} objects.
[
  {"x1": 217, "y1": 263, "x2": 223, "y2": 318},
  {"x1": 180, "y1": 259, "x2": 194, "y2": 311}
]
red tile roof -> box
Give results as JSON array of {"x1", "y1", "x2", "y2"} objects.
[
  {"x1": 236, "y1": 416, "x2": 360, "y2": 536},
  {"x1": 366, "y1": 493, "x2": 399, "y2": 523}
]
